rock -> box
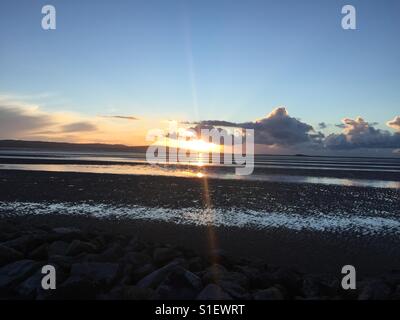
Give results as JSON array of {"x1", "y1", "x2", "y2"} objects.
[
  {"x1": 42, "y1": 275, "x2": 97, "y2": 300},
  {"x1": 0, "y1": 260, "x2": 40, "y2": 290},
  {"x1": 137, "y1": 260, "x2": 181, "y2": 289},
  {"x1": 197, "y1": 284, "x2": 232, "y2": 300},
  {"x1": 202, "y1": 264, "x2": 227, "y2": 284},
  {"x1": 121, "y1": 252, "x2": 151, "y2": 268},
  {"x1": 218, "y1": 281, "x2": 250, "y2": 300},
  {"x1": 127, "y1": 237, "x2": 146, "y2": 252},
  {"x1": 153, "y1": 247, "x2": 181, "y2": 266},
  {"x1": 382, "y1": 270, "x2": 400, "y2": 287},
  {"x1": 253, "y1": 287, "x2": 285, "y2": 300},
  {"x1": 16, "y1": 270, "x2": 44, "y2": 298},
  {"x1": 302, "y1": 275, "x2": 339, "y2": 298},
  {"x1": 70, "y1": 262, "x2": 121, "y2": 289},
  {"x1": 203, "y1": 264, "x2": 249, "y2": 290},
  {"x1": 108, "y1": 285, "x2": 156, "y2": 300},
  {"x1": 66, "y1": 240, "x2": 97, "y2": 256},
  {"x1": 48, "y1": 241, "x2": 70, "y2": 257},
  {"x1": 271, "y1": 267, "x2": 302, "y2": 293},
  {"x1": 392, "y1": 285, "x2": 400, "y2": 300},
  {"x1": 156, "y1": 267, "x2": 203, "y2": 299},
  {"x1": 85, "y1": 243, "x2": 124, "y2": 263},
  {"x1": 52, "y1": 227, "x2": 82, "y2": 239},
  {"x1": 29, "y1": 243, "x2": 49, "y2": 261},
  {"x1": 48, "y1": 255, "x2": 74, "y2": 270},
  {"x1": 0, "y1": 245, "x2": 23, "y2": 266},
  {"x1": 253, "y1": 271, "x2": 274, "y2": 289},
  {"x1": 207, "y1": 249, "x2": 235, "y2": 268},
  {"x1": 1, "y1": 235, "x2": 44, "y2": 253},
  {"x1": 187, "y1": 257, "x2": 204, "y2": 272},
  {"x1": 131, "y1": 263, "x2": 156, "y2": 283},
  {"x1": 358, "y1": 279, "x2": 392, "y2": 300},
  {"x1": 18, "y1": 266, "x2": 66, "y2": 299}
]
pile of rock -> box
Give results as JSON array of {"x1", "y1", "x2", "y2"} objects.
[{"x1": 0, "y1": 225, "x2": 399, "y2": 300}]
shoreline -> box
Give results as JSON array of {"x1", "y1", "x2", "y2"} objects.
[
  {"x1": 1, "y1": 169, "x2": 399, "y2": 277},
  {"x1": 1, "y1": 157, "x2": 400, "y2": 181}
]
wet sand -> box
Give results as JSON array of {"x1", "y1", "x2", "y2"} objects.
[{"x1": 0, "y1": 169, "x2": 399, "y2": 276}]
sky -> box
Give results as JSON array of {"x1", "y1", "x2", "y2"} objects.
[{"x1": 0, "y1": 0, "x2": 399, "y2": 155}]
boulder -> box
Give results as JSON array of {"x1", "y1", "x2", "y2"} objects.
[
  {"x1": 29, "y1": 243, "x2": 49, "y2": 261},
  {"x1": 120, "y1": 252, "x2": 151, "y2": 268},
  {"x1": 302, "y1": 275, "x2": 339, "y2": 298},
  {"x1": 358, "y1": 279, "x2": 392, "y2": 300},
  {"x1": 1, "y1": 235, "x2": 44, "y2": 253},
  {"x1": 196, "y1": 284, "x2": 232, "y2": 300},
  {"x1": 48, "y1": 241, "x2": 70, "y2": 257},
  {"x1": 253, "y1": 287, "x2": 285, "y2": 300},
  {"x1": 66, "y1": 240, "x2": 97, "y2": 256},
  {"x1": 70, "y1": 262, "x2": 121, "y2": 289},
  {"x1": 202, "y1": 264, "x2": 227, "y2": 284},
  {"x1": 0, "y1": 245, "x2": 23, "y2": 267},
  {"x1": 218, "y1": 280, "x2": 250, "y2": 300},
  {"x1": 131, "y1": 263, "x2": 156, "y2": 283},
  {"x1": 153, "y1": 247, "x2": 182, "y2": 266},
  {"x1": 270, "y1": 267, "x2": 302, "y2": 293},
  {"x1": 41, "y1": 275, "x2": 97, "y2": 300},
  {"x1": 107, "y1": 285, "x2": 156, "y2": 300},
  {"x1": 156, "y1": 267, "x2": 203, "y2": 299},
  {"x1": 52, "y1": 227, "x2": 82, "y2": 240},
  {"x1": 207, "y1": 249, "x2": 235, "y2": 268},
  {"x1": 187, "y1": 257, "x2": 204, "y2": 272},
  {"x1": 18, "y1": 266, "x2": 66, "y2": 299},
  {"x1": 137, "y1": 260, "x2": 181, "y2": 289},
  {"x1": 203, "y1": 264, "x2": 249, "y2": 289},
  {"x1": 0, "y1": 260, "x2": 40, "y2": 290},
  {"x1": 85, "y1": 243, "x2": 124, "y2": 263}
]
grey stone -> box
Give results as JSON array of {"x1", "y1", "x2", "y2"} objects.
[
  {"x1": 156, "y1": 267, "x2": 203, "y2": 299},
  {"x1": 0, "y1": 245, "x2": 23, "y2": 266},
  {"x1": 108, "y1": 285, "x2": 156, "y2": 300},
  {"x1": 121, "y1": 252, "x2": 151, "y2": 268},
  {"x1": 66, "y1": 240, "x2": 97, "y2": 256},
  {"x1": 358, "y1": 279, "x2": 392, "y2": 300},
  {"x1": 70, "y1": 262, "x2": 120, "y2": 288},
  {"x1": 0, "y1": 260, "x2": 40, "y2": 289},
  {"x1": 153, "y1": 247, "x2": 181, "y2": 266},
  {"x1": 41, "y1": 275, "x2": 97, "y2": 300},
  {"x1": 29, "y1": 243, "x2": 48, "y2": 261},
  {"x1": 137, "y1": 260, "x2": 181, "y2": 289},
  {"x1": 253, "y1": 287, "x2": 285, "y2": 300},
  {"x1": 196, "y1": 284, "x2": 232, "y2": 300},
  {"x1": 48, "y1": 241, "x2": 69, "y2": 257}
]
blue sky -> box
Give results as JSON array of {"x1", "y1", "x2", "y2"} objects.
[{"x1": 0, "y1": 0, "x2": 399, "y2": 149}]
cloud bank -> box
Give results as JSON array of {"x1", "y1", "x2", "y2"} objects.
[
  {"x1": 189, "y1": 109, "x2": 400, "y2": 153},
  {"x1": 193, "y1": 107, "x2": 323, "y2": 147},
  {"x1": 325, "y1": 117, "x2": 400, "y2": 150},
  {"x1": 387, "y1": 116, "x2": 400, "y2": 131},
  {"x1": 0, "y1": 96, "x2": 144, "y2": 145},
  {"x1": 1, "y1": 95, "x2": 399, "y2": 155}
]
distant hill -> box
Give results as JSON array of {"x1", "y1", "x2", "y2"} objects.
[{"x1": 0, "y1": 140, "x2": 149, "y2": 153}]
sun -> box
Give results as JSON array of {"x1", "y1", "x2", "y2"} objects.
[
  {"x1": 166, "y1": 137, "x2": 221, "y2": 153},
  {"x1": 183, "y1": 139, "x2": 219, "y2": 153}
]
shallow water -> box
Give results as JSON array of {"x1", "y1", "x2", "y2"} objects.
[
  {"x1": 1, "y1": 163, "x2": 400, "y2": 189},
  {"x1": 1, "y1": 150, "x2": 400, "y2": 189},
  {"x1": 1, "y1": 201, "x2": 399, "y2": 236}
]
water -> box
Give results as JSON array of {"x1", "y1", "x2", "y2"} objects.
[
  {"x1": 1, "y1": 201, "x2": 399, "y2": 235},
  {"x1": 1, "y1": 150, "x2": 400, "y2": 189}
]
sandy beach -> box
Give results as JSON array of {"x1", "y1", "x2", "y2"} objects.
[{"x1": 1, "y1": 169, "x2": 399, "y2": 277}]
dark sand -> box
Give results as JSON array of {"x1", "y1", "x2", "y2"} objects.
[{"x1": 1, "y1": 169, "x2": 400, "y2": 276}]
